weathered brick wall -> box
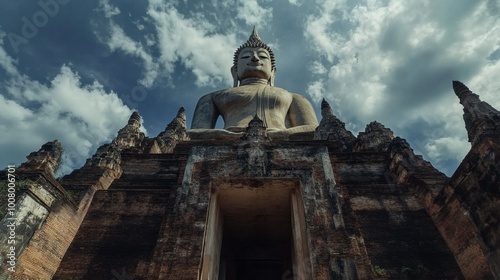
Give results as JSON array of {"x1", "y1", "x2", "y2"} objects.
[
  {"x1": 44, "y1": 135, "x2": 498, "y2": 280},
  {"x1": 54, "y1": 190, "x2": 172, "y2": 279},
  {"x1": 0, "y1": 156, "x2": 123, "y2": 279},
  {"x1": 14, "y1": 191, "x2": 91, "y2": 279},
  {"x1": 0, "y1": 172, "x2": 96, "y2": 280},
  {"x1": 421, "y1": 185, "x2": 491, "y2": 280},
  {"x1": 421, "y1": 137, "x2": 500, "y2": 279},
  {"x1": 343, "y1": 185, "x2": 463, "y2": 279},
  {"x1": 331, "y1": 145, "x2": 464, "y2": 280},
  {"x1": 55, "y1": 151, "x2": 188, "y2": 279}
]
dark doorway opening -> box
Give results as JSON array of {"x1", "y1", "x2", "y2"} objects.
[
  {"x1": 200, "y1": 180, "x2": 311, "y2": 280},
  {"x1": 217, "y1": 184, "x2": 293, "y2": 280},
  {"x1": 219, "y1": 219, "x2": 292, "y2": 279}
]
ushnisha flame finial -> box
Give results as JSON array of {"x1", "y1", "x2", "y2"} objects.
[
  {"x1": 249, "y1": 26, "x2": 262, "y2": 42},
  {"x1": 233, "y1": 27, "x2": 276, "y2": 71}
]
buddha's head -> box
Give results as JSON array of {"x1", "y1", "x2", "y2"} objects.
[{"x1": 232, "y1": 28, "x2": 276, "y2": 86}]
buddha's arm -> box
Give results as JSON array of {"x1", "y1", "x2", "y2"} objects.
[
  {"x1": 188, "y1": 128, "x2": 244, "y2": 140},
  {"x1": 268, "y1": 93, "x2": 318, "y2": 139},
  {"x1": 188, "y1": 93, "x2": 243, "y2": 140},
  {"x1": 191, "y1": 94, "x2": 218, "y2": 129},
  {"x1": 288, "y1": 93, "x2": 319, "y2": 127}
]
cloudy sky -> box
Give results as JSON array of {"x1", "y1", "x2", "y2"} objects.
[{"x1": 0, "y1": 0, "x2": 498, "y2": 177}]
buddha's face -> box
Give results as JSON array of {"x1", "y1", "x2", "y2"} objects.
[{"x1": 237, "y1": 47, "x2": 273, "y2": 81}]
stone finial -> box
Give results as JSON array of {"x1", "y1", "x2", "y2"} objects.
[
  {"x1": 314, "y1": 99, "x2": 356, "y2": 150},
  {"x1": 249, "y1": 26, "x2": 262, "y2": 42},
  {"x1": 452, "y1": 81, "x2": 500, "y2": 144},
  {"x1": 364, "y1": 121, "x2": 392, "y2": 134},
  {"x1": 19, "y1": 140, "x2": 63, "y2": 176},
  {"x1": 321, "y1": 98, "x2": 330, "y2": 109},
  {"x1": 242, "y1": 115, "x2": 268, "y2": 141},
  {"x1": 85, "y1": 112, "x2": 145, "y2": 168},
  {"x1": 355, "y1": 121, "x2": 394, "y2": 152},
  {"x1": 156, "y1": 107, "x2": 189, "y2": 153},
  {"x1": 175, "y1": 107, "x2": 187, "y2": 124},
  {"x1": 452, "y1": 80, "x2": 470, "y2": 99},
  {"x1": 165, "y1": 107, "x2": 187, "y2": 131},
  {"x1": 321, "y1": 98, "x2": 334, "y2": 118},
  {"x1": 128, "y1": 111, "x2": 141, "y2": 127},
  {"x1": 386, "y1": 137, "x2": 443, "y2": 185},
  {"x1": 114, "y1": 111, "x2": 144, "y2": 149},
  {"x1": 248, "y1": 114, "x2": 265, "y2": 127}
]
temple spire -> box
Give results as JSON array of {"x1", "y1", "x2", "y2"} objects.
[
  {"x1": 114, "y1": 111, "x2": 144, "y2": 149},
  {"x1": 452, "y1": 80, "x2": 470, "y2": 98},
  {"x1": 156, "y1": 107, "x2": 189, "y2": 153},
  {"x1": 452, "y1": 81, "x2": 500, "y2": 144},
  {"x1": 321, "y1": 98, "x2": 334, "y2": 118},
  {"x1": 18, "y1": 140, "x2": 63, "y2": 176},
  {"x1": 127, "y1": 111, "x2": 141, "y2": 127}
]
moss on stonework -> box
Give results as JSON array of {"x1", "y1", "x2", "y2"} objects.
[
  {"x1": 64, "y1": 189, "x2": 79, "y2": 202},
  {"x1": 372, "y1": 265, "x2": 387, "y2": 277},
  {"x1": 401, "y1": 264, "x2": 431, "y2": 279}
]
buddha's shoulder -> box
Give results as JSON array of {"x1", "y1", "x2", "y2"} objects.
[
  {"x1": 196, "y1": 89, "x2": 224, "y2": 101},
  {"x1": 269, "y1": 86, "x2": 292, "y2": 95},
  {"x1": 222, "y1": 86, "x2": 292, "y2": 94},
  {"x1": 200, "y1": 88, "x2": 238, "y2": 96},
  {"x1": 203, "y1": 86, "x2": 295, "y2": 97}
]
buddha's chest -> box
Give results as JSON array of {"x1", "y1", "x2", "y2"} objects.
[{"x1": 213, "y1": 87, "x2": 292, "y2": 114}]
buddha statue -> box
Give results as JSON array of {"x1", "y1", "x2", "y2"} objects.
[{"x1": 188, "y1": 28, "x2": 318, "y2": 140}]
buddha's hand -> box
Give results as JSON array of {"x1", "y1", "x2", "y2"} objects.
[
  {"x1": 187, "y1": 129, "x2": 244, "y2": 140},
  {"x1": 266, "y1": 128, "x2": 289, "y2": 140}
]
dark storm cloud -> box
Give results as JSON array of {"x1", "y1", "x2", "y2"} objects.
[{"x1": 383, "y1": 48, "x2": 479, "y2": 109}]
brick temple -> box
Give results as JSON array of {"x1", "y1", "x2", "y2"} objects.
[{"x1": 1, "y1": 81, "x2": 499, "y2": 279}]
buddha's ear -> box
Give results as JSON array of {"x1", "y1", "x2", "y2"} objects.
[
  {"x1": 269, "y1": 68, "x2": 276, "y2": 86},
  {"x1": 231, "y1": 66, "x2": 238, "y2": 87}
]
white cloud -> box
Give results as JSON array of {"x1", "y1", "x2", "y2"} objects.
[
  {"x1": 98, "y1": 0, "x2": 121, "y2": 18},
  {"x1": 103, "y1": 23, "x2": 159, "y2": 88},
  {"x1": 93, "y1": 0, "x2": 275, "y2": 88},
  {"x1": 469, "y1": 60, "x2": 500, "y2": 109},
  {"x1": 0, "y1": 35, "x2": 133, "y2": 176},
  {"x1": 147, "y1": 1, "x2": 238, "y2": 87},
  {"x1": 236, "y1": 0, "x2": 273, "y2": 27},
  {"x1": 309, "y1": 61, "x2": 328, "y2": 75},
  {"x1": 425, "y1": 137, "x2": 470, "y2": 163},
  {"x1": 93, "y1": 2, "x2": 159, "y2": 88},
  {"x1": 0, "y1": 94, "x2": 33, "y2": 123},
  {"x1": 133, "y1": 20, "x2": 145, "y2": 31},
  {"x1": 304, "y1": 0, "x2": 348, "y2": 62},
  {"x1": 304, "y1": 0, "x2": 499, "y2": 174},
  {"x1": 0, "y1": 31, "x2": 18, "y2": 76},
  {"x1": 307, "y1": 79, "x2": 325, "y2": 104}
]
